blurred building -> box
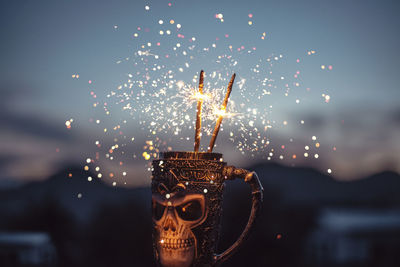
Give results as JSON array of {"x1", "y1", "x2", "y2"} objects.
[
  {"x1": 0, "y1": 232, "x2": 56, "y2": 267},
  {"x1": 306, "y1": 208, "x2": 400, "y2": 267}
]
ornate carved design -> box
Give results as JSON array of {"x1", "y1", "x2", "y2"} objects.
[{"x1": 153, "y1": 159, "x2": 225, "y2": 185}]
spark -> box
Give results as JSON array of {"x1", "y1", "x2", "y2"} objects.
[{"x1": 79, "y1": 5, "x2": 336, "y2": 180}]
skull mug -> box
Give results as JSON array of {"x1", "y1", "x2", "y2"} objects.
[{"x1": 151, "y1": 152, "x2": 263, "y2": 266}]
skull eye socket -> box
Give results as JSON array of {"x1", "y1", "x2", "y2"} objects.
[
  {"x1": 176, "y1": 200, "x2": 203, "y2": 221},
  {"x1": 152, "y1": 200, "x2": 166, "y2": 221}
]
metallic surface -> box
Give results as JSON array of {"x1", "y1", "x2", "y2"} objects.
[{"x1": 151, "y1": 151, "x2": 263, "y2": 266}]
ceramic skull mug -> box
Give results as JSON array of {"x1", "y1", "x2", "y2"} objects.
[{"x1": 151, "y1": 151, "x2": 263, "y2": 267}]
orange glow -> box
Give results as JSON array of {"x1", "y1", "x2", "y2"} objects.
[
  {"x1": 214, "y1": 108, "x2": 226, "y2": 117},
  {"x1": 192, "y1": 91, "x2": 209, "y2": 100}
]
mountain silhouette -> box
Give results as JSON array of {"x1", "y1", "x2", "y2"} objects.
[{"x1": 0, "y1": 162, "x2": 399, "y2": 266}]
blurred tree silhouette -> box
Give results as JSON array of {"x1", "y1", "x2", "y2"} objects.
[
  {"x1": 83, "y1": 200, "x2": 154, "y2": 267},
  {"x1": 6, "y1": 196, "x2": 79, "y2": 267}
]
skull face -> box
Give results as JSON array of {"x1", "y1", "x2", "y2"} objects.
[{"x1": 152, "y1": 193, "x2": 207, "y2": 267}]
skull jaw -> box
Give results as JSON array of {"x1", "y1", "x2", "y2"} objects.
[{"x1": 158, "y1": 244, "x2": 195, "y2": 267}]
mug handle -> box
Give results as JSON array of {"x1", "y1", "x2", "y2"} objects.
[{"x1": 213, "y1": 166, "x2": 264, "y2": 265}]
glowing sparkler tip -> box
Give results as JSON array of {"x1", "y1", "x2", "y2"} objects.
[
  {"x1": 193, "y1": 92, "x2": 209, "y2": 100},
  {"x1": 214, "y1": 109, "x2": 226, "y2": 117}
]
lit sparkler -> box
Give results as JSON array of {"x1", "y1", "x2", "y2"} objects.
[
  {"x1": 194, "y1": 70, "x2": 204, "y2": 152},
  {"x1": 78, "y1": 3, "x2": 337, "y2": 185},
  {"x1": 208, "y1": 73, "x2": 236, "y2": 152}
]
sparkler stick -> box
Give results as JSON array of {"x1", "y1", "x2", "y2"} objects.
[
  {"x1": 208, "y1": 73, "x2": 236, "y2": 153},
  {"x1": 194, "y1": 70, "x2": 205, "y2": 152}
]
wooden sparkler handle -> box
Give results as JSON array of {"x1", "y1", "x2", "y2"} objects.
[{"x1": 213, "y1": 166, "x2": 264, "y2": 266}]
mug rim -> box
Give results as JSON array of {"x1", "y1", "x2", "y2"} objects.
[{"x1": 160, "y1": 151, "x2": 223, "y2": 161}]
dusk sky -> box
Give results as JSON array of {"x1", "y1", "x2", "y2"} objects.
[{"x1": 1, "y1": 0, "x2": 399, "y2": 187}]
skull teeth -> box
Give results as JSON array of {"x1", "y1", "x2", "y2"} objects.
[{"x1": 160, "y1": 238, "x2": 194, "y2": 249}]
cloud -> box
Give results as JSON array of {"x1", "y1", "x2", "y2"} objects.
[
  {"x1": 0, "y1": 82, "x2": 72, "y2": 141},
  {"x1": 0, "y1": 82, "x2": 35, "y2": 106},
  {"x1": 0, "y1": 83, "x2": 81, "y2": 182},
  {"x1": 0, "y1": 112, "x2": 73, "y2": 142},
  {"x1": 290, "y1": 106, "x2": 400, "y2": 179},
  {"x1": 390, "y1": 108, "x2": 400, "y2": 126}
]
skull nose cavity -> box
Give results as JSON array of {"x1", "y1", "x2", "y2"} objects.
[
  {"x1": 163, "y1": 217, "x2": 177, "y2": 232},
  {"x1": 163, "y1": 225, "x2": 176, "y2": 232}
]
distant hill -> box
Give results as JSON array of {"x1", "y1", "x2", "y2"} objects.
[
  {"x1": 1, "y1": 163, "x2": 399, "y2": 226},
  {"x1": 0, "y1": 165, "x2": 150, "y2": 225},
  {"x1": 0, "y1": 163, "x2": 399, "y2": 267},
  {"x1": 249, "y1": 163, "x2": 400, "y2": 207}
]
